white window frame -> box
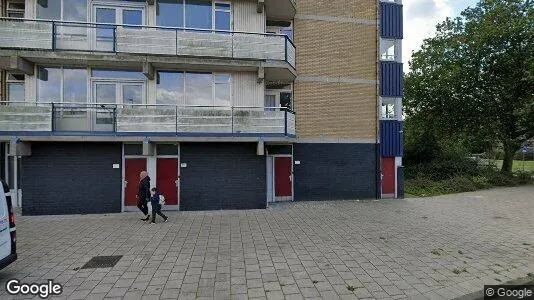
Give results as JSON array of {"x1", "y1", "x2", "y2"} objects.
[
  {"x1": 213, "y1": 0, "x2": 232, "y2": 31},
  {"x1": 36, "y1": 66, "x2": 90, "y2": 104},
  {"x1": 157, "y1": 71, "x2": 233, "y2": 107},
  {"x1": 6, "y1": 73, "x2": 25, "y2": 102},
  {"x1": 35, "y1": 0, "x2": 89, "y2": 22},
  {"x1": 380, "y1": 97, "x2": 402, "y2": 120},
  {"x1": 380, "y1": 39, "x2": 402, "y2": 62}
]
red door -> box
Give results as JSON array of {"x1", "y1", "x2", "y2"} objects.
[
  {"x1": 275, "y1": 157, "x2": 292, "y2": 198},
  {"x1": 381, "y1": 157, "x2": 395, "y2": 195},
  {"x1": 156, "y1": 158, "x2": 179, "y2": 206},
  {"x1": 125, "y1": 158, "x2": 147, "y2": 207}
]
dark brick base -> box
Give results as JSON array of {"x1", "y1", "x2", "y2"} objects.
[
  {"x1": 180, "y1": 143, "x2": 266, "y2": 211},
  {"x1": 294, "y1": 143, "x2": 378, "y2": 201},
  {"x1": 21, "y1": 142, "x2": 122, "y2": 216}
]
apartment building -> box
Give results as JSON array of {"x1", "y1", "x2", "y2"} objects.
[{"x1": 0, "y1": 0, "x2": 403, "y2": 215}]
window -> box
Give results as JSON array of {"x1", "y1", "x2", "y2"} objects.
[
  {"x1": 186, "y1": 72, "x2": 212, "y2": 105},
  {"x1": 186, "y1": 0, "x2": 212, "y2": 30},
  {"x1": 156, "y1": 72, "x2": 184, "y2": 105},
  {"x1": 6, "y1": 73, "x2": 24, "y2": 102},
  {"x1": 157, "y1": 71, "x2": 231, "y2": 106},
  {"x1": 214, "y1": 74, "x2": 231, "y2": 106},
  {"x1": 380, "y1": 39, "x2": 399, "y2": 61},
  {"x1": 215, "y1": 2, "x2": 231, "y2": 31},
  {"x1": 156, "y1": 0, "x2": 231, "y2": 31},
  {"x1": 37, "y1": 0, "x2": 87, "y2": 21},
  {"x1": 63, "y1": 69, "x2": 87, "y2": 103},
  {"x1": 157, "y1": 0, "x2": 184, "y2": 27},
  {"x1": 38, "y1": 67, "x2": 88, "y2": 103},
  {"x1": 267, "y1": 20, "x2": 293, "y2": 41},
  {"x1": 7, "y1": 0, "x2": 25, "y2": 18},
  {"x1": 381, "y1": 97, "x2": 401, "y2": 120}
]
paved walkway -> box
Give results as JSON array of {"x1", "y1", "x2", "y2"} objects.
[{"x1": 1, "y1": 186, "x2": 534, "y2": 299}]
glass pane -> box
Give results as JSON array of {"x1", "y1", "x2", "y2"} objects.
[
  {"x1": 63, "y1": 69, "x2": 87, "y2": 103},
  {"x1": 215, "y1": 83, "x2": 230, "y2": 106},
  {"x1": 186, "y1": 0, "x2": 212, "y2": 30},
  {"x1": 157, "y1": 0, "x2": 184, "y2": 27},
  {"x1": 215, "y1": 11, "x2": 230, "y2": 31},
  {"x1": 265, "y1": 94, "x2": 276, "y2": 110},
  {"x1": 157, "y1": 72, "x2": 184, "y2": 105},
  {"x1": 215, "y1": 3, "x2": 231, "y2": 10},
  {"x1": 7, "y1": 83, "x2": 24, "y2": 102},
  {"x1": 185, "y1": 73, "x2": 212, "y2": 106},
  {"x1": 64, "y1": 0, "x2": 87, "y2": 21},
  {"x1": 123, "y1": 9, "x2": 143, "y2": 27},
  {"x1": 37, "y1": 0, "x2": 60, "y2": 20},
  {"x1": 95, "y1": 83, "x2": 116, "y2": 104},
  {"x1": 92, "y1": 70, "x2": 145, "y2": 79},
  {"x1": 37, "y1": 67, "x2": 61, "y2": 102},
  {"x1": 96, "y1": 7, "x2": 116, "y2": 48},
  {"x1": 123, "y1": 85, "x2": 143, "y2": 104}
]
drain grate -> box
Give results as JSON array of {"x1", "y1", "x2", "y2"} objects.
[{"x1": 81, "y1": 255, "x2": 123, "y2": 269}]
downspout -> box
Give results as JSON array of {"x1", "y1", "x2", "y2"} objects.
[{"x1": 375, "y1": 0, "x2": 381, "y2": 200}]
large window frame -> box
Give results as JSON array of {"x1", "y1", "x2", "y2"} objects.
[
  {"x1": 6, "y1": 73, "x2": 25, "y2": 102},
  {"x1": 37, "y1": 66, "x2": 89, "y2": 103},
  {"x1": 36, "y1": 0, "x2": 88, "y2": 21},
  {"x1": 156, "y1": 71, "x2": 232, "y2": 107},
  {"x1": 380, "y1": 97, "x2": 402, "y2": 120}
]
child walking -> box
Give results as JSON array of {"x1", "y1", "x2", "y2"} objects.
[{"x1": 150, "y1": 188, "x2": 168, "y2": 224}]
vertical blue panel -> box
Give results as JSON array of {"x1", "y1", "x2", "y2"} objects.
[
  {"x1": 380, "y1": 61, "x2": 403, "y2": 97},
  {"x1": 380, "y1": 120, "x2": 404, "y2": 157},
  {"x1": 380, "y1": 2, "x2": 403, "y2": 39}
]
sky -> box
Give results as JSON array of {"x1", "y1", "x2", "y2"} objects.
[{"x1": 403, "y1": 0, "x2": 479, "y2": 71}]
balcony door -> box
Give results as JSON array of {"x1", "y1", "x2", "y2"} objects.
[
  {"x1": 92, "y1": 4, "x2": 145, "y2": 51},
  {"x1": 92, "y1": 80, "x2": 145, "y2": 132}
]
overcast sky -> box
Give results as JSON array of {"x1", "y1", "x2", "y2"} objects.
[{"x1": 403, "y1": 0, "x2": 479, "y2": 71}]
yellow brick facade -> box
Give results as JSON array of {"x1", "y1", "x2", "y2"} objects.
[{"x1": 294, "y1": 0, "x2": 379, "y2": 140}]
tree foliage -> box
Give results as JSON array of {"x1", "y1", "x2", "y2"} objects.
[{"x1": 404, "y1": 0, "x2": 534, "y2": 173}]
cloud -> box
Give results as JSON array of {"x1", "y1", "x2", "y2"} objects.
[{"x1": 403, "y1": 0, "x2": 454, "y2": 72}]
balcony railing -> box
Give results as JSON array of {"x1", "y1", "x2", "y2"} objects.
[
  {"x1": 0, "y1": 18, "x2": 296, "y2": 69},
  {"x1": 0, "y1": 102, "x2": 296, "y2": 137}
]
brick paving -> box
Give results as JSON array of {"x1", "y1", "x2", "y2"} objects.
[{"x1": 1, "y1": 186, "x2": 534, "y2": 299}]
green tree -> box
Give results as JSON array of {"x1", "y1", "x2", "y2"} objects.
[{"x1": 405, "y1": 0, "x2": 534, "y2": 174}]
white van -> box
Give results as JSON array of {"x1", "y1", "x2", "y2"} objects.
[{"x1": 0, "y1": 179, "x2": 17, "y2": 269}]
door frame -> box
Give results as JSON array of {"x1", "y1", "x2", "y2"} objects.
[
  {"x1": 267, "y1": 154, "x2": 294, "y2": 203},
  {"x1": 91, "y1": 1, "x2": 147, "y2": 50},
  {"x1": 121, "y1": 144, "x2": 181, "y2": 212},
  {"x1": 156, "y1": 154, "x2": 180, "y2": 211}
]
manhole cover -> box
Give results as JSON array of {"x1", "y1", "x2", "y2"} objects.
[{"x1": 81, "y1": 255, "x2": 122, "y2": 269}]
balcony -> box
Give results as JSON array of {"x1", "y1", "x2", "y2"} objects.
[
  {"x1": 0, "y1": 18, "x2": 296, "y2": 70},
  {"x1": 264, "y1": 0, "x2": 297, "y2": 20},
  {"x1": 0, "y1": 102, "x2": 296, "y2": 138}
]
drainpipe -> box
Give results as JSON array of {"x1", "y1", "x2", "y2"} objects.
[{"x1": 375, "y1": 0, "x2": 382, "y2": 200}]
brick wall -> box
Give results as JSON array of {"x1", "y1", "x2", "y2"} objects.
[
  {"x1": 294, "y1": 82, "x2": 377, "y2": 139},
  {"x1": 294, "y1": 0, "x2": 379, "y2": 140},
  {"x1": 20, "y1": 142, "x2": 122, "y2": 215},
  {"x1": 179, "y1": 143, "x2": 266, "y2": 211}
]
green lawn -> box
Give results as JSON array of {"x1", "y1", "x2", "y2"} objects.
[{"x1": 487, "y1": 160, "x2": 534, "y2": 172}]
